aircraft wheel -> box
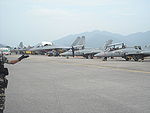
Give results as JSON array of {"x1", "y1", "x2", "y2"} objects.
[
  {"x1": 133, "y1": 55, "x2": 139, "y2": 61},
  {"x1": 125, "y1": 56, "x2": 131, "y2": 61},
  {"x1": 88, "y1": 54, "x2": 93, "y2": 59},
  {"x1": 66, "y1": 56, "x2": 69, "y2": 59},
  {"x1": 125, "y1": 58, "x2": 129, "y2": 61},
  {"x1": 111, "y1": 57, "x2": 114, "y2": 59},
  {"x1": 85, "y1": 55, "x2": 88, "y2": 59},
  {"x1": 103, "y1": 57, "x2": 107, "y2": 61}
]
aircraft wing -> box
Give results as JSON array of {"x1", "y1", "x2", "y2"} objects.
[
  {"x1": 29, "y1": 47, "x2": 43, "y2": 51},
  {"x1": 29, "y1": 45, "x2": 70, "y2": 51},
  {"x1": 42, "y1": 45, "x2": 71, "y2": 50},
  {"x1": 83, "y1": 49, "x2": 102, "y2": 55}
]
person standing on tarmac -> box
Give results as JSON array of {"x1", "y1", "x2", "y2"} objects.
[
  {"x1": 71, "y1": 46, "x2": 75, "y2": 57},
  {"x1": 0, "y1": 51, "x2": 29, "y2": 113}
]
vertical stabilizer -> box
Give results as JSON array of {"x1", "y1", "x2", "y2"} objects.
[
  {"x1": 71, "y1": 36, "x2": 85, "y2": 49},
  {"x1": 78, "y1": 36, "x2": 85, "y2": 46},
  {"x1": 19, "y1": 42, "x2": 24, "y2": 49},
  {"x1": 71, "y1": 37, "x2": 81, "y2": 47}
]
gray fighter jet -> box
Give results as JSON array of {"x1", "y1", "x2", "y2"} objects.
[
  {"x1": 94, "y1": 42, "x2": 150, "y2": 61},
  {"x1": 60, "y1": 40, "x2": 113, "y2": 59},
  {"x1": 30, "y1": 36, "x2": 85, "y2": 53},
  {"x1": 13, "y1": 42, "x2": 28, "y2": 54},
  {"x1": 60, "y1": 48, "x2": 102, "y2": 59}
]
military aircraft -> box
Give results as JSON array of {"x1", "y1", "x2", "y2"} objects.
[
  {"x1": 29, "y1": 36, "x2": 85, "y2": 55},
  {"x1": 60, "y1": 48, "x2": 101, "y2": 59},
  {"x1": 94, "y1": 42, "x2": 150, "y2": 61},
  {"x1": 13, "y1": 42, "x2": 28, "y2": 54},
  {"x1": 60, "y1": 40, "x2": 113, "y2": 59}
]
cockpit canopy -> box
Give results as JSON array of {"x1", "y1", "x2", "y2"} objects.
[{"x1": 106, "y1": 43, "x2": 126, "y2": 51}]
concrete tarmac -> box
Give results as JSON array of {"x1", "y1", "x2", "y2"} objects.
[{"x1": 4, "y1": 55, "x2": 150, "y2": 113}]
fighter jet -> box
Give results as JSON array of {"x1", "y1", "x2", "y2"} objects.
[
  {"x1": 60, "y1": 40, "x2": 113, "y2": 59},
  {"x1": 13, "y1": 42, "x2": 28, "y2": 54},
  {"x1": 94, "y1": 42, "x2": 150, "y2": 61},
  {"x1": 60, "y1": 48, "x2": 101, "y2": 59},
  {"x1": 29, "y1": 36, "x2": 85, "y2": 55}
]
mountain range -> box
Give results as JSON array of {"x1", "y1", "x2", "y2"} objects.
[{"x1": 53, "y1": 30, "x2": 150, "y2": 48}]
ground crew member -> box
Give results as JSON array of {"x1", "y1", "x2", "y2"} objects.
[
  {"x1": 0, "y1": 51, "x2": 29, "y2": 113},
  {"x1": 71, "y1": 46, "x2": 75, "y2": 57}
]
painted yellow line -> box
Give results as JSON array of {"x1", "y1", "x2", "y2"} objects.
[
  {"x1": 84, "y1": 63, "x2": 150, "y2": 74},
  {"x1": 77, "y1": 63, "x2": 150, "y2": 74},
  {"x1": 50, "y1": 60, "x2": 150, "y2": 74},
  {"x1": 94, "y1": 65, "x2": 150, "y2": 74}
]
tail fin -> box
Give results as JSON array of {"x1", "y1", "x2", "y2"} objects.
[
  {"x1": 104, "y1": 40, "x2": 113, "y2": 50},
  {"x1": 71, "y1": 37, "x2": 81, "y2": 47},
  {"x1": 18, "y1": 42, "x2": 24, "y2": 49},
  {"x1": 71, "y1": 36, "x2": 85, "y2": 50},
  {"x1": 78, "y1": 36, "x2": 85, "y2": 47}
]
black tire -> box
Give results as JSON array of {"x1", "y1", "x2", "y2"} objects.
[
  {"x1": 88, "y1": 54, "x2": 93, "y2": 59},
  {"x1": 133, "y1": 55, "x2": 139, "y2": 61},
  {"x1": 125, "y1": 58, "x2": 129, "y2": 61},
  {"x1": 85, "y1": 55, "x2": 88, "y2": 59},
  {"x1": 103, "y1": 57, "x2": 107, "y2": 61}
]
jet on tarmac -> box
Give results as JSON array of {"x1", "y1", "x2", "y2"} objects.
[
  {"x1": 60, "y1": 40, "x2": 113, "y2": 59},
  {"x1": 29, "y1": 36, "x2": 85, "y2": 55},
  {"x1": 13, "y1": 42, "x2": 29, "y2": 54},
  {"x1": 60, "y1": 48, "x2": 102, "y2": 59},
  {"x1": 94, "y1": 42, "x2": 150, "y2": 61}
]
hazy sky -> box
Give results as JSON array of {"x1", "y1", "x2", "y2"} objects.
[{"x1": 0, "y1": 0, "x2": 150, "y2": 46}]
